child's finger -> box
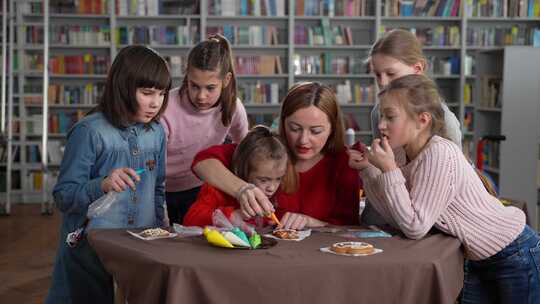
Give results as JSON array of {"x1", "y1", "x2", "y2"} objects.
[
  {"x1": 290, "y1": 214, "x2": 306, "y2": 230},
  {"x1": 124, "y1": 168, "x2": 141, "y2": 182},
  {"x1": 246, "y1": 193, "x2": 264, "y2": 217},
  {"x1": 371, "y1": 138, "x2": 382, "y2": 152},
  {"x1": 119, "y1": 172, "x2": 137, "y2": 191},
  {"x1": 381, "y1": 136, "x2": 391, "y2": 151}
]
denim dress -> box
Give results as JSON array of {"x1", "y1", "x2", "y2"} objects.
[{"x1": 46, "y1": 112, "x2": 166, "y2": 304}]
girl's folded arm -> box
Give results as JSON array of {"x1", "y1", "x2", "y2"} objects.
[{"x1": 379, "y1": 147, "x2": 457, "y2": 239}]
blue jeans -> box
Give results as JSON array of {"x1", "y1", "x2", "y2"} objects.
[
  {"x1": 165, "y1": 186, "x2": 201, "y2": 225},
  {"x1": 461, "y1": 225, "x2": 540, "y2": 304},
  {"x1": 46, "y1": 235, "x2": 114, "y2": 304}
]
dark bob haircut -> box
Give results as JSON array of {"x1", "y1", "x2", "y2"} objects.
[{"x1": 95, "y1": 45, "x2": 172, "y2": 128}]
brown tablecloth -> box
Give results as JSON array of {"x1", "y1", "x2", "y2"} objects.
[{"x1": 88, "y1": 229, "x2": 464, "y2": 304}]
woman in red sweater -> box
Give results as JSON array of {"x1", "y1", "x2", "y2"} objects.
[
  {"x1": 191, "y1": 82, "x2": 361, "y2": 230},
  {"x1": 184, "y1": 125, "x2": 296, "y2": 227}
]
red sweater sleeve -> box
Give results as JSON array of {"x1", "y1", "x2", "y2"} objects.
[
  {"x1": 324, "y1": 151, "x2": 361, "y2": 225},
  {"x1": 183, "y1": 183, "x2": 238, "y2": 227},
  {"x1": 191, "y1": 144, "x2": 237, "y2": 177}
]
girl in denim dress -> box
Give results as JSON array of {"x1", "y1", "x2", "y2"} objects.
[{"x1": 45, "y1": 45, "x2": 171, "y2": 304}]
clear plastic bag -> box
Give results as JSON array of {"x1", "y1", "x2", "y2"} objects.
[
  {"x1": 211, "y1": 209, "x2": 257, "y2": 236},
  {"x1": 87, "y1": 191, "x2": 119, "y2": 219},
  {"x1": 211, "y1": 209, "x2": 234, "y2": 229}
]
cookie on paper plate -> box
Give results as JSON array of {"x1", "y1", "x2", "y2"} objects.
[{"x1": 330, "y1": 241, "x2": 375, "y2": 255}]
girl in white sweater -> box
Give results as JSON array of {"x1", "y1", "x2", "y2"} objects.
[{"x1": 348, "y1": 74, "x2": 539, "y2": 303}]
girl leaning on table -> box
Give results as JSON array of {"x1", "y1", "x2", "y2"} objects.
[
  {"x1": 184, "y1": 125, "x2": 294, "y2": 227},
  {"x1": 191, "y1": 82, "x2": 361, "y2": 230},
  {"x1": 348, "y1": 74, "x2": 540, "y2": 304},
  {"x1": 361, "y1": 28, "x2": 464, "y2": 226},
  {"x1": 160, "y1": 33, "x2": 248, "y2": 225},
  {"x1": 46, "y1": 45, "x2": 171, "y2": 304}
]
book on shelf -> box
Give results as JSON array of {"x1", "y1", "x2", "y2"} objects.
[
  {"x1": 51, "y1": 0, "x2": 109, "y2": 14},
  {"x1": 380, "y1": 25, "x2": 461, "y2": 47},
  {"x1": 295, "y1": 23, "x2": 355, "y2": 46},
  {"x1": 208, "y1": 25, "x2": 281, "y2": 46},
  {"x1": 235, "y1": 56, "x2": 283, "y2": 75},
  {"x1": 463, "y1": 108, "x2": 474, "y2": 131},
  {"x1": 293, "y1": 53, "x2": 365, "y2": 75},
  {"x1": 50, "y1": 25, "x2": 111, "y2": 46},
  {"x1": 238, "y1": 82, "x2": 280, "y2": 104},
  {"x1": 480, "y1": 75, "x2": 502, "y2": 108},
  {"x1": 208, "y1": 0, "x2": 286, "y2": 16},
  {"x1": 332, "y1": 81, "x2": 374, "y2": 105},
  {"x1": 48, "y1": 83, "x2": 105, "y2": 105},
  {"x1": 0, "y1": 171, "x2": 22, "y2": 192},
  {"x1": 383, "y1": 0, "x2": 461, "y2": 17},
  {"x1": 295, "y1": 0, "x2": 371, "y2": 16},
  {"x1": 24, "y1": 140, "x2": 64, "y2": 166},
  {"x1": 463, "y1": 83, "x2": 472, "y2": 106},
  {"x1": 116, "y1": 25, "x2": 198, "y2": 45},
  {"x1": 467, "y1": 25, "x2": 540, "y2": 47},
  {"x1": 466, "y1": 0, "x2": 540, "y2": 17},
  {"x1": 49, "y1": 54, "x2": 110, "y2": 75}
]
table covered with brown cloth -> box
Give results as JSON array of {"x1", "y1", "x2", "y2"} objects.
[{"x1": 88, "y1": 228, "x2": 464, "y2": 304}]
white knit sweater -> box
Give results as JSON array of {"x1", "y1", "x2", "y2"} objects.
[{"x1": 360, "y1": 136, "x2": 525, "y2": 260}]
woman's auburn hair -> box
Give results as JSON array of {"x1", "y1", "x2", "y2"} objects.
[
  {"x1": 278, "y1": 82, "x2": 345, "y2": 163},
  {"x1": 232, "y1": 125, "x2": 297, "y2": 193},
  {"x1": 94, "y1": 45, "x2": 172, "y2": 128}
]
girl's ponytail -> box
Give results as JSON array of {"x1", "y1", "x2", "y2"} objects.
[
  {"x1": 213, "y1": 34, "x2": 237, "y2": 126},
  {"x1": 182, "y1": 34, "x2": 238, "y2": 126}
]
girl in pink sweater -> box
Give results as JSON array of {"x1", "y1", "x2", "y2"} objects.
[
  {"x1": 348, "y1": 74, "x2": 539, "y2": 303},
  {"x1": 161, "y1": 34, "x2": 248, "y2": 224}
]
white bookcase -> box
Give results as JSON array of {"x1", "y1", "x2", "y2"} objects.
[
  {"x1": 1, "y1": 0, "x2": 539, "y2": 219},
  {"x1": 474, "y1": 47, "x2": 540, "y2": 230}
]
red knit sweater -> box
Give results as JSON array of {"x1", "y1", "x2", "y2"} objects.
[
  {"x1": 190, "y1": 144, "x2": 361, "y2": 225},
  {"x1": 183, "y1": 182, "x2": 292, "y2": 227}
]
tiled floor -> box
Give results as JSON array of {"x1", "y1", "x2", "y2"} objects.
[{"x1": 0, "y1": 204, "x2": 60, "y2": 303}]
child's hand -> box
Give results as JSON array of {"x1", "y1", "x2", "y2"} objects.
[
  {"x1": 230, "y1": 209, "x2": 252, "y2": 222},
  {"x1": 369, "y1": 137, "x2": 397, "y2": 172},
  {"x1": 348, "y1": 148, "x2": 370, "y2": 171},
  {"x1": 101, "y1": 167, "x2": 140, "y2": 193},
  {"x1": 280, "y1": 212, "x2": 326, "y2": 230},
  {"x1": 237, "y1": 184, "x2": 275, "y2": 218},
  {"x1": 348, "y1": 141, "x2": 371, "y2": 170}
]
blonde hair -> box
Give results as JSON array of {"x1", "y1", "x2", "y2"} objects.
[
  {"x1": 278, "y1": 82, "x2": 345, "y2": 163},
  {"x1": 378, "y1": 74, "x2": 448, "y2": 140},
  {"x1": 368, "y1": 29, "x2": 427, "y2": 70}
]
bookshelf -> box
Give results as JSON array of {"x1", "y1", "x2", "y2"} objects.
[
  {"x1": 473, "y1": 47, "x2": 540, "y2": 230},
  {"x1": 1, "y1": 0, "x2": 539, "y2": 218}
]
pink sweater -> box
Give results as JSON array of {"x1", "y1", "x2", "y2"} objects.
[
  {"x1": 360, "y1": 136, "x2": 525, "y2": 260},
  {"x1": 160, "y1": 88, "x2": 248, "y2": 192}
]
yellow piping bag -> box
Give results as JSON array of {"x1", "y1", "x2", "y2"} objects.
[{"x1": 204, "y1": 227, "x2": 234, "y2": 248}]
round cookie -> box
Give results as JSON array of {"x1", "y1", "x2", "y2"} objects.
[{"x1": 330, "y1": 241, "x2": 374, "y2": 254}]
